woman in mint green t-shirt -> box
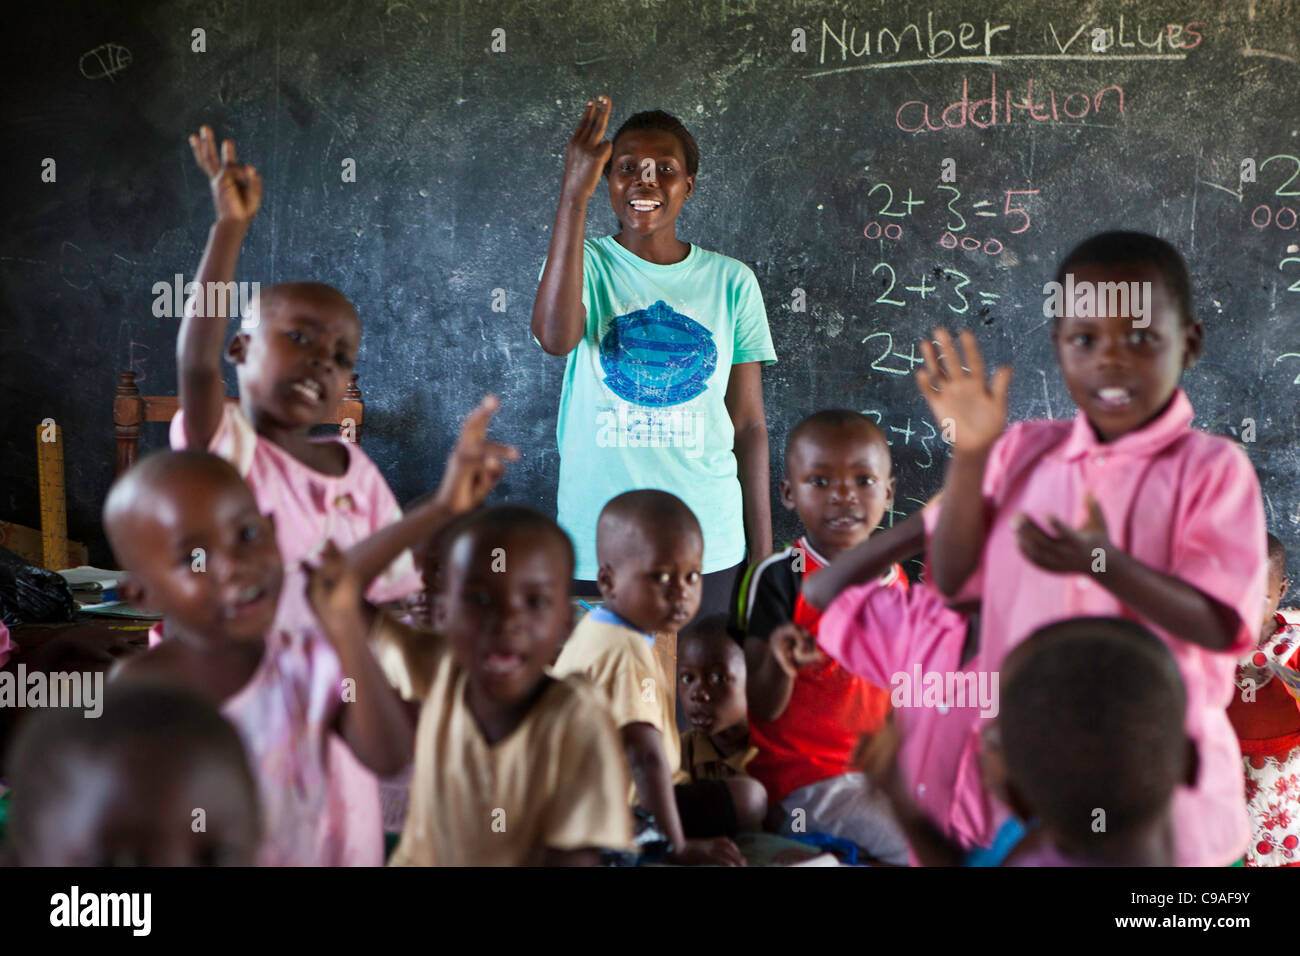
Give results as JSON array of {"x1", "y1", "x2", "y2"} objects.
[{"x1": 532, "y1": 97, "x2": 776, "y2": 616}]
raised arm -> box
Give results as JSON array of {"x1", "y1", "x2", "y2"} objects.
[
  {"x1": 306, "y1": 541, "x2": 414, "y2": 776},
  {"x1": 531, "y1": 96, "x2": 612, "y2": 356},
  {"x1": 178, "y1": 126, "x2": 262, "y2": 450},
  {"x1": 802, "y1": 511, "x2": 926, "y2": 611},
  {"x1": 344, "y1": 394, "x2": 518, "y2": 592},
  {"x1": 915, "y1": 329, "x2": 1011, "y2": 597}
]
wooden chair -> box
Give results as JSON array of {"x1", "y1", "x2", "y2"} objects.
[{"x1": 113, "y1": 370, "x2": 364, "y2": 476}]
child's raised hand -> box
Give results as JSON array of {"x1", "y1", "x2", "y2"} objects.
[
  {"x1": 770, "y1": 621, "x2": 824, "y2": 676},
  {"x1": 560, "y1": 96, "x2": 613, "y2": 203},
  {"x1": 1013, "y1": 491, "x2": 1112, "y2": 576},
  {"x1": 304, "y1": 539, "x2": 366, "y2": 634},
  {"x1": 433, "y1": 395, "x2": 520, "y2": 516},
  {"x1": 189, "y1": 125, "x2": 262, "y2": 225},
  {"x1": 915, "y1": 328, "x2": 1011, "y2": 456}
]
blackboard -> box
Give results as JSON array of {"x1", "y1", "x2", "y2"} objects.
[{"x1": 2, "y1": 0, "x2": 1298, "y2": 600}]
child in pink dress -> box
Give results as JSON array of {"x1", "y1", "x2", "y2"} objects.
[
  {"x1": 173, "y1": 126, "x2": 479, "y2": 605},
  {"x1": 1228, "y1": 534, "x2": 1300, "y2": 866},
  {"x1": 105, "y1": 451, "x2": 412, "y2": 865},
  {"x1": 118, "y1": 401, "x2": 515, "y2": 864},
  {"x1": 917, "y1": 232, "x2": 1266, "y2": 866}
]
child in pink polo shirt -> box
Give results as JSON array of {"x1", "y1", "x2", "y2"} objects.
[
  {"x1": 916, "y1": 231, "x2": 1267, "y2": 866},
  {"x1": 174, "y1": 126, "x2": 488, "y2": 604},
  {"x1": 809, "y1": 510, "x2": 1002, "y2": 858}
]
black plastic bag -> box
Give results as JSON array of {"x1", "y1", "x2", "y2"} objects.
[{"x1": 0, "y1": 546, "x2": 75, "y2": 627}]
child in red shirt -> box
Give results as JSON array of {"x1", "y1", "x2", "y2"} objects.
[{"x1": 730, "y1": 410, "x2": 908, "y2": 863}]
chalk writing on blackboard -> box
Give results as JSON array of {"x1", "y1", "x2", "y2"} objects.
[
  {"x1": 79, "y1": 43, "x2": 132, "y2": 81},
  {"x1": 808, "y1": 15, "x2": 1201, "y2": 72},
  {"x1": 1275, "y1": 354, "x2": 1300, "y2": 385},
  {"x1": 1278, "y1": 256, "x2": 1300, "y2": 294},
  {"x1": 868, "y1": 265, "x2": 998, "y2": 314},
  {"x1": 1250, "y1": 155, "x2": 1300, "y2": 230},
  {"x1": 896, "y1": 76, "x2": 1125, "y2": 133},
  {"x1": 860, "y1": 406, "x2": 947, "y2": 472},
  {"x1": 868, "y1": 182, "x2": 1040, "y2": 242}
]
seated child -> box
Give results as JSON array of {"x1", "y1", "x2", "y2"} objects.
[
  {"x1": 862, "y1": 616, "x2": 1192, "y2": 866},
  {"x1": 995, "y1": 617, "x2": 1193, "y2": 866},
  {"x1": 731, "y1": 409, "x2": 907, "y2": 863},
  {"x1": 554, "y1": 490, "x2": 746, "y2": 865},
  {"x1": 384, "y1": 505, "x2": 632, "y2": 865},
  {"x1": 673, "y1": 614, "x2": 767, "y2": 837},
  {"x1": 1228, "y1": 533, "x2": 1300, "y2": 866},
  {"x1": 809, "y1": 509, "x2": 1002, "y2": 856},
  {"x1": 105, "y1": 450, "x2": 412, "y2": 865},
  {"x1": 5, "y1": 682, "x2": 260, "y2": 866},
  {"x1": 175, "y1": 126, "x2": 501, "y2": 604}
]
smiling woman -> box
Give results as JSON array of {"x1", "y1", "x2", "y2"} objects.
[{"x1": 531, "y1": 97, "x2": 777, "y2": 618}]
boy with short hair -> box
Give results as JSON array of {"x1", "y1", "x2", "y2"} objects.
[
  {"x1": 674, "y1": 614, "x2": 767, "y2": 836},
  {"x1": 553, "y1": 490, "x2": 746, "y2": 865},
  {"x1": 385, "y1": 506, "x2": 633, "y2": 866},
  {"x1": 732, "y1": 409, "x2": 907, "y2": 863},
  {"x1": 6, "y1": 683, "x2": 261, "y2": 867},
  {"x1": 861, "y1": 617, "x2": 1194, "y2": 866},
  {"x1": 995, "y1": 618, "x2": 1194, "y2": 866}
]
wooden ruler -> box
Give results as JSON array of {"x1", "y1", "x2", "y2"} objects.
[{"x1": 37, "y1": 419, "x2": 68, "y2": 570}]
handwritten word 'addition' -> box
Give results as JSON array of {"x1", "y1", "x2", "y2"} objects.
[{"x1": 897, "y1": 75, "x2": 1124, "y2": 134}]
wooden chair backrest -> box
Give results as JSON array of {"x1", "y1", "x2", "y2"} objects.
[{"x1": 113, "y1": 370, "x2": 364, "y2": 476}]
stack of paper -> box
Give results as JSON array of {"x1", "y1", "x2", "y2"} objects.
[{"x1": 54, "y1": 567, "x2": 159, "y2": 618}]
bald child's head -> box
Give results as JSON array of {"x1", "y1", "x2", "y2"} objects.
[
  {"x1": 104, "y1": 450, "x2": 282, "y2": 644},
  {"x1": 596, "y1": 490, "x2": 703, "y2": 635},
  {"x1": 7, "y1": 682, "x2": 260, "y2": 866},
  {"x1": 678, "y1": 614, "x2": 747, "y2": 738},
  {"x1": 997, "y1": 617, "x2": 1191, "y2": 863},
  {"x1": 782, "y1": 409, "x2": 895, "y2": 560}
]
